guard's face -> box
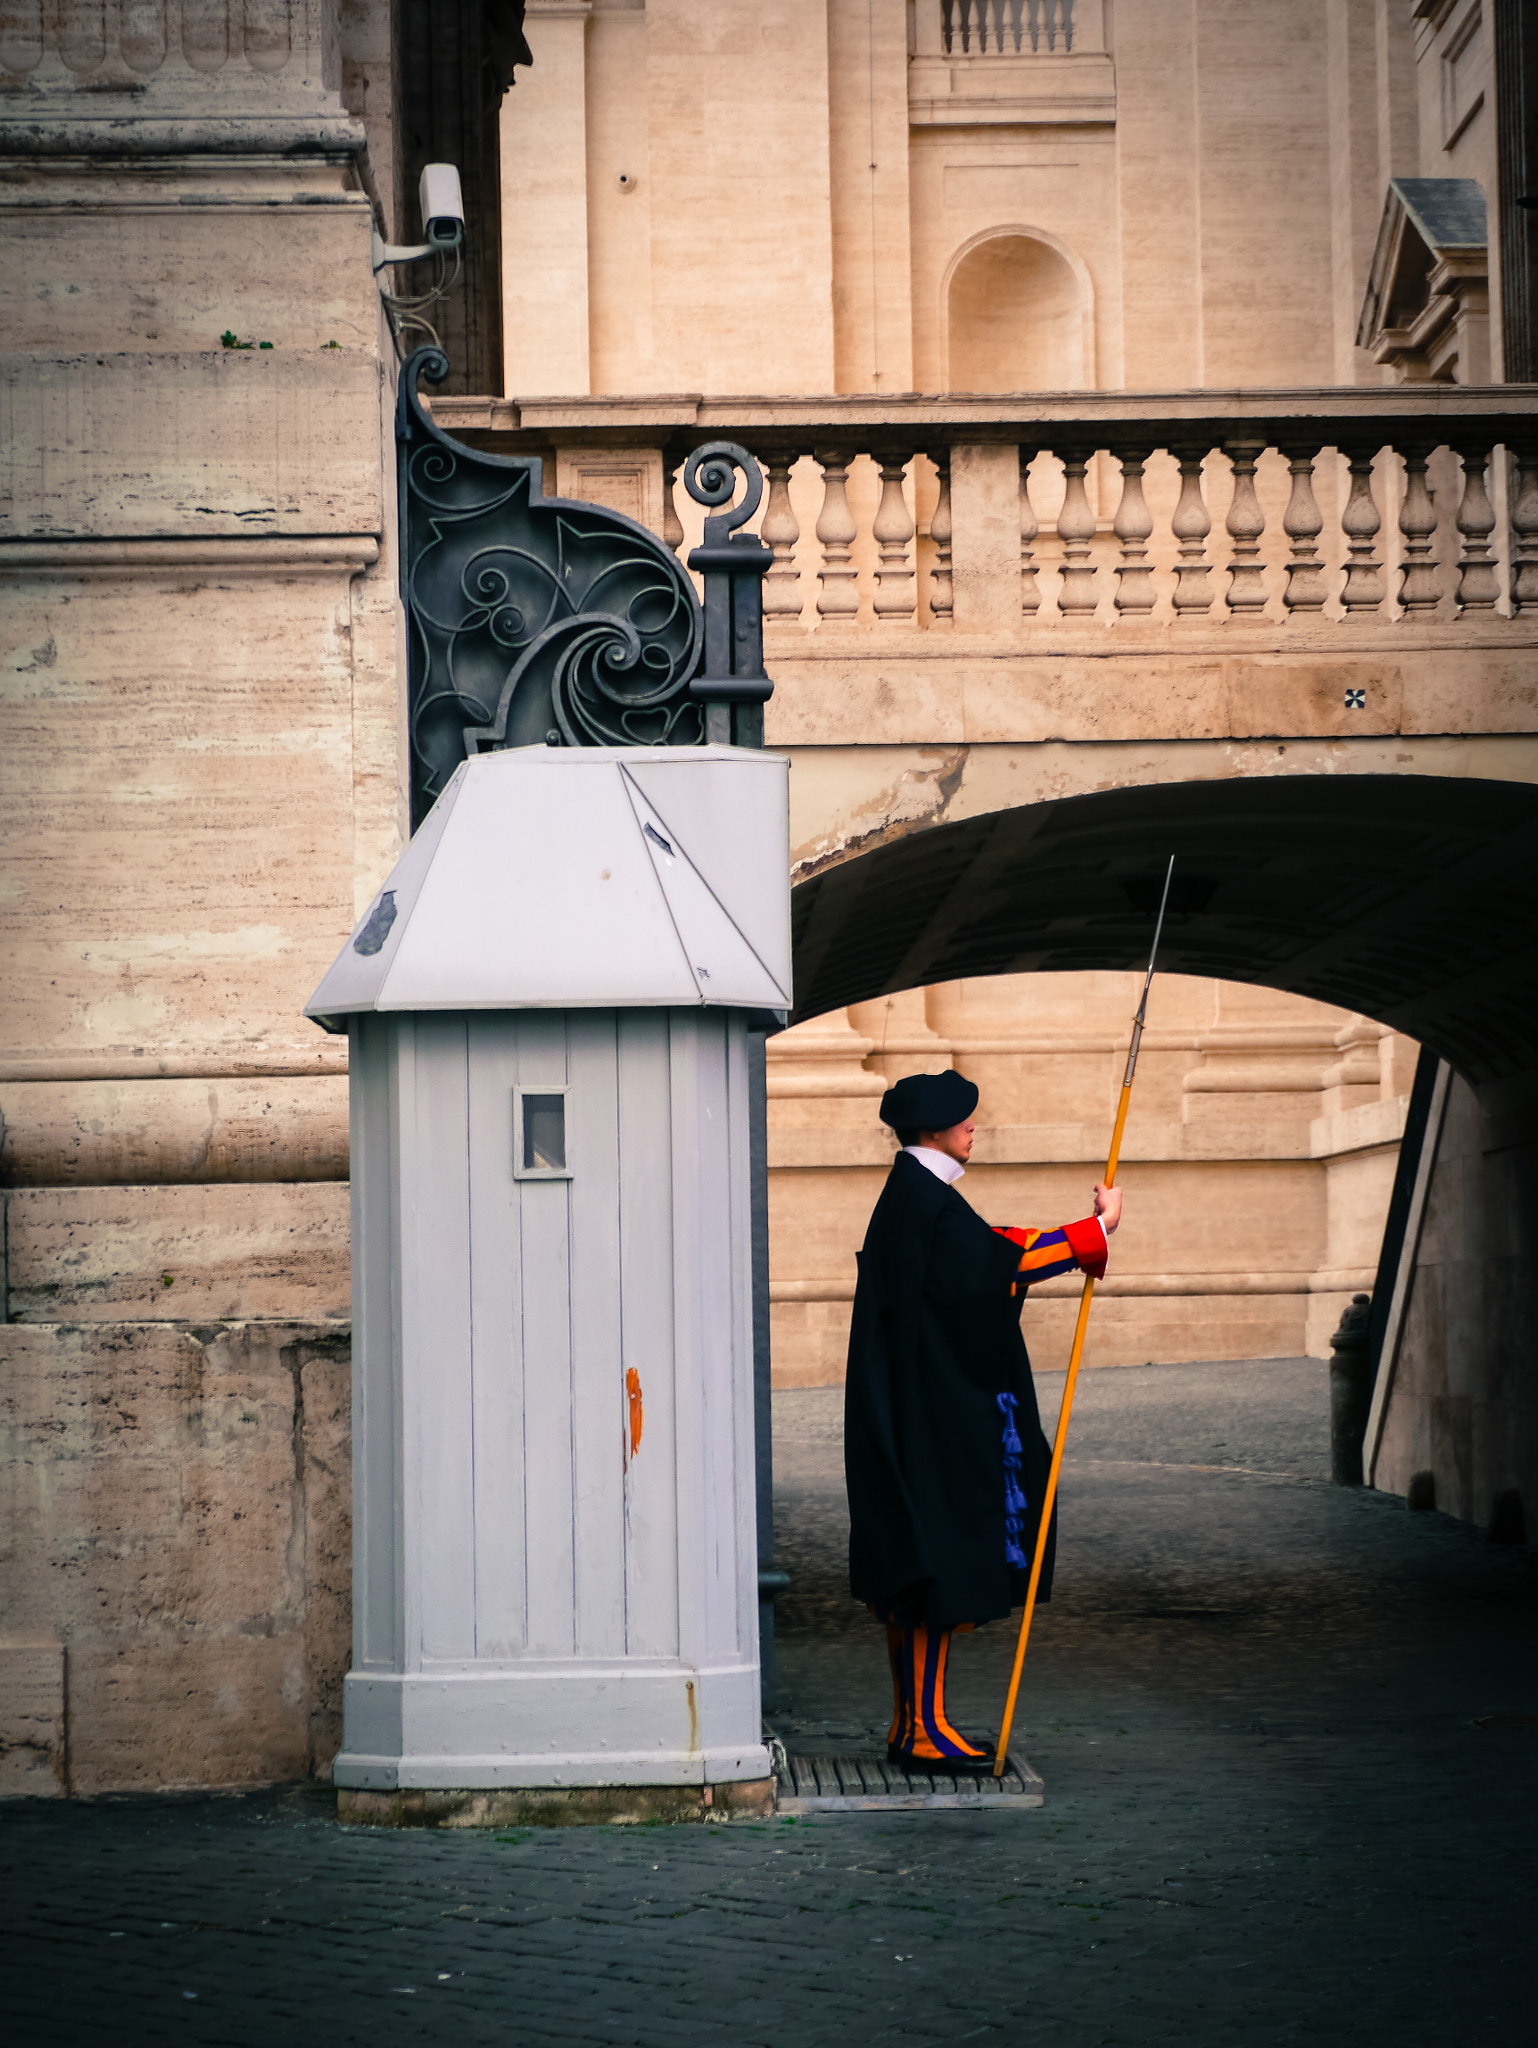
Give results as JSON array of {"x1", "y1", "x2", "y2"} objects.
[{"x1": 923, "y1": 1116, "x2": 975, "y2": 1165}]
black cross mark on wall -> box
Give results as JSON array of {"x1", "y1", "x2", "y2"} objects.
[{"x1": 1344, "y1": 689, "x2": 1366, "y2": 709}]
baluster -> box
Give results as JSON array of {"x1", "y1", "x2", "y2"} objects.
[
  {"x1": 1454, "y1": 447, "x2": 1500, "y2": 611},
  {"x1": 1339, "y1": 450, "x2": 1385, "y2": 615},
  {"x1": 760, "y1": 456, "x2": 803, "y2": 620},
  {"x1": 1111, "y1": 448, "x2": 1155, "y2": 617},
  {"x1": 929, "y1": 454, "x2": 954, "y2": 626},
  {"x1": 1019, "y1": 453, "x2": 1041, "y2": 617},
  {"x1": 1170, "y1": 447, "x2": 1214, "y2": 615},
  {"x1": 1397, "y1": 446, "x2": 1440, "y2": 614},
  {"x1": 1281, "y1": 448, "x2": 1328, "y2": 614},
  {"x1": 663, "y1": 458, "x2": 685, "y2": 555},
  {"x1": 814, "y1": 450, "x2": 860, "y2": 621},
  {"x1": 1223, "y1": 442, "x2": 1268, "y2": 617},
  {"x1": 1510, "y1": 445, "x2": 1538, "y2": 614},
  {"x1": 872, "y1": 456, "x2": 917, "y2": 624},
  {"x1": 1056, "y1": 450, "x2": 1098, "y2": 618}
]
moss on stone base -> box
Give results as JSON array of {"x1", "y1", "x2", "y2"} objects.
[{"x1": 336, "y1": 1778, "x2": 777, "y2": 1829}]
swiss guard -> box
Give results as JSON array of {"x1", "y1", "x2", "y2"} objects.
[{"x1": 844, "y1": 1068, "x2": 1123, "y2": 1771}]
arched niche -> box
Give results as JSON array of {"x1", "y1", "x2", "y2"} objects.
[{"x1": 943, "y1": 226, "x2": 1094, "y2": 391}]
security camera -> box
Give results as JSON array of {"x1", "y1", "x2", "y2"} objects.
[
  {"x1": 419, "y1": 163, "x2": 465, "y2": 248},
  {"x1": 372, "y1": 162, "x2": 466, "y2": 272}
]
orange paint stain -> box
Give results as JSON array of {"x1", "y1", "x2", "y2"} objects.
[{"x1": 626, "y1": 1368, "x2": 644, "y2": 1459}]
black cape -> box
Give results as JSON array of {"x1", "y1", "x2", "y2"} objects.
[{"x1": 844, "y1": 1150, "x2": 1057, "y2": 1629}]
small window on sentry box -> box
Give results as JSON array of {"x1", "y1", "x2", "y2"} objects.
[{"x1": 514, "y1": 1088, "x2": 570, "y2": 1178}]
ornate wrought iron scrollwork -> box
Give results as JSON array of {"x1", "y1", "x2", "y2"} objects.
[{"x1": 399, "y1": 350, "x2": 761, "y2": 827}]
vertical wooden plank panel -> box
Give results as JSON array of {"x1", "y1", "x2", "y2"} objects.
[
  {"x1": 617, "y1": 1010, "x2": 680, "y2": 1658},
  {"x1": 403, "y1": 1014, "x2": 478, "y2": 1663},
  {"x1": 668, "y1": 1011, "x2": 710, "y2": 1671},
  {"x1": 393, "y1": 1016, "x2": 425, "y2": 1672},
  {"x1": 568, "y1": 1012, "x2": 626, "y2": 1658},
  {"x1": 350, "y1": 1015, "x2": 402, "y2": 1671},
  {"x1": 516, "y1": 1014, "x2": 577, "y2": 1658},
  {"x1": 695, "y1": 1012, "x2": 749, "y2": 1663},
  {"x1": 722, "y1": 1012, "x2": 760, "y2": 1666},
  {"x1": 467, "y1": 1015, "x2": 527, "y2": 1659}
]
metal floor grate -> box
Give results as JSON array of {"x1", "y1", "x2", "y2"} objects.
[{"x1": 775, "y1": 1751, "x2": 1044, "y2": 1813}]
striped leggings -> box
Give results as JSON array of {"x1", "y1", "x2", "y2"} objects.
[{"x1": 885, "y1": 1623, "x2": 990, "y2": 1763}]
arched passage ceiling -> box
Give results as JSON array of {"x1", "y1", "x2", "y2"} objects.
[{"x1": 788, "y1": 775, "x2": 1538, "y2": 1087}]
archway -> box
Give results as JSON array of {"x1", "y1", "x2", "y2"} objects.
[
  {"x1": 778, "y1": 772, "x2": 1538, "y2": 1530},
  {"x1": 788, "y1": 774, "x2": 1538, "y2": 1083},
  {"x1": 944, "y1": 229, "x2": 1091, "y2": 391}
]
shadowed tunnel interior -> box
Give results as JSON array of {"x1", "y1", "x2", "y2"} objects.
[{"x1": 789, "y1": 774, "x2": 1538, "y2": 1088}]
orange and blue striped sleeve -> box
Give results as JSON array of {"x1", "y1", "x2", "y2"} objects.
[{"x1": 995, "y1": 1216, "x2": 1108, "y2": 1289}]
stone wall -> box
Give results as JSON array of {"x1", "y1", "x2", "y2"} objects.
[
  {"x1": 1374, "y1": 1072, "x2": 1538, "y2": 1536},
  {"x1": 0, "y1": 0, "x2": 394, "y2": 1795},
  {"x1": 0, "y1": 1323, "x2": 350, "y2": 1796},
  {"x1": 504, "y1": 0, "x2": 1435, "y2": 399},
  {"x1": 767, "y1": 973, "x2": 1414, "y2": 1388}
]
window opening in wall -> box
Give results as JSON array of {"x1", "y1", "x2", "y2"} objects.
[{"x1": 515, "y1": 1089, "x2": 570, "y2": 1177}]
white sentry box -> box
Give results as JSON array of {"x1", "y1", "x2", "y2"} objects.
[{"x1": 306, "y1": 747, "x2": 790, "y2": 1791}]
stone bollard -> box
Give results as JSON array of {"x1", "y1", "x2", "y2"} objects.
[{"x1": 1329, "y1": 1292, "x2": 1374, "y2": 1486}]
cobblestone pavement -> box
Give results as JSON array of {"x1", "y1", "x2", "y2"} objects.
[{"x1": 6, "y1": 1360, "x2": 1536, "y2": 2047}]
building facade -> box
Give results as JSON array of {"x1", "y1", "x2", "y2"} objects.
[
  {"x1": 3, "y1": 0, "x2": 1536, "y2": 1796},
  {"x1": 496, "y1": 0, "x2": 1522, "y2": 1387}
]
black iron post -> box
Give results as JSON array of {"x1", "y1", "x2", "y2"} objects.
[
  {"x1": 1329, "y1": 1292, "x2": 1374, "y2": 1485},
  {"x1": 684, "y1": 443, "x2": 775, "y2": 746},
  {"x1": 679, "y1": 442, "x2": 786, "y2": 1703}
]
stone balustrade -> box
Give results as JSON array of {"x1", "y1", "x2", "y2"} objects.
[
  {"x1": 941, "y1": 0, "x2": 1078, "y2": 57},
  {"x1": 431, "y1": 390, "x2": 1538, "y2": 637}
]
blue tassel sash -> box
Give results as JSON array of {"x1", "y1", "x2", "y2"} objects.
[{"x1": 997, "y1": 1390, "x2": 1028, "y2": 1568}]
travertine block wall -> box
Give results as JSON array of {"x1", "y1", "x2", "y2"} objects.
[
  {"x1": 5, "y1": 1186, "x2": 351, "y2": 1324},
  {"x1": 0, "y1": 1323, "x2": 350, "y2": 1795},
  {"x1": 506, "y1": 0, "x2": 837, "y2": 393},
  {"x1": 0, "y1": 0, "x2": 395, "y2": 1796},
  {"x1": 767, "y1": 972, "x2": 1411, "y2": 1388},
  {"x1": 1374, "y1": 1073, "x2": 1538, "y2": 1531},
  {"x1": 502, "y1": 0, "x2": 1445, "y2": 399}
]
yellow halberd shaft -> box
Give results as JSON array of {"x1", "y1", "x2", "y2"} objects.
[
  {"x1": 991, "y1": 1086, "x2": 1131, "y2": 1776},
  {"x1": 993, "y1": 858, "x2": 1174, "y2": 1779}
]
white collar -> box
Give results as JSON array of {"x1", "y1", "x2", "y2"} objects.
[{"x1": 903, "y1": 1143, "x2": 965, "y2": 1185}]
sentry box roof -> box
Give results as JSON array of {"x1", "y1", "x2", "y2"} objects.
[{"x1": 305, "y1": 747, "x2": 792, "y2": 1031}]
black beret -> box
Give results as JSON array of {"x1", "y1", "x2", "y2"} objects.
[{"x1": 878, "y1": 1068, "x2": 979, "y2": 1133}]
